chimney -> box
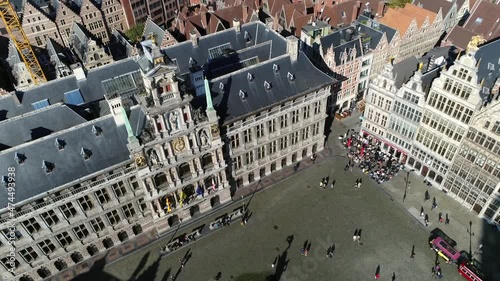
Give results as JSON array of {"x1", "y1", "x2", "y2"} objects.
[
  {"x1": 352, "y1": 3, "x2": 360, "y2": 22},
  {"x1": 265, "y1": 17, "x2": 274, "y2": 30},
  {"x1": 233, "y1": 18, "x2": 241, "y2": 33},
  {"x1": 286, "y1": 36, "x2": 299, "y2": 62},
  {"x1": 70, "y1": 63, "x2": 86, "y2": 81},
  {"x1": 376, "y1": 1, "x2": 385, "y2": 17},
  {"x1": 190, "y1": 30, "x2": 198, "y2": 47},
  {"x1": 345, "y1": 28, "x2": 354, "y2": 41}
]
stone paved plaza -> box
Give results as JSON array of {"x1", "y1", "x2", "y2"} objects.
[{"x1": 65, "y1": 114, "x2": 499, "y2": 281}]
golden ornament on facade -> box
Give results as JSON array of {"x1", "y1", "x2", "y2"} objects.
[
  {"x1": 211, "y1": 124, "x2": 220, "y2": 137},
  {"x1": 134, "y1": 153, "x2": 146, "y2": 167},
  {"x1": 173, "y1": 138, "x2": 186, "y2": 152},
  {"x1": 466, "y1": 35, "x2": 486, "y2": 52}
]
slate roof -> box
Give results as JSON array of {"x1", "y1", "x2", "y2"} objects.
[
  {"x1": 392, "y1": 56, "x2": 420, "y2": 89},
  {"x1": 163, "y1": 21, "x2": 287, "y2": 78},
  {"x1": 358, "y1": 15, "x2": 397, "y2": 43},
  {"x1": 462, "y1": 0, "x2": 500, "y2": 41},
  {"x1": 207, "y1": 52, "x2": 337, "y2": 124},
  {"x1": 476, "y1": 39, "x2": 500, "y2": 92},
  {"x1": 0, "y1": 104, "x2": 87, "y2": 151},
  {"x1": 0, "y1": 58, "x2": 141, "y2": 120},
  {"x1": 320, "y1": 25, "x2": 370, "y2": 65},
  {"x1": 0, "y1": 106, "x2": 145, "y2": 208},
  {"x1": 142, "y1": 17, "x2": 165, "y2": 46},
  {"x1": 413, "y1": 0, "x2": 454, "y2": 16},
  {"x1": 443, "y1": 26, "x2": 477, "y2": 50}
]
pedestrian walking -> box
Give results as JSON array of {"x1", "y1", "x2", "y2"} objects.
[
  {"x1": 272, "y1": 257, "x2": 277, "y2": 268},
  {"x1": 410, "y1": 245, "x2": 415, "y2": 258},
  {"x1": 420, "y1": 207, "x2": 425, "y2": 217},
  {"x1": 375, "y1": 273, "x2": 380, "y2": 279},
  {"x1": 330, "y1": 180, "x2": 335, "y2": 189},
  {"x1": 320, "y1": 178, "x2": 325, "y2": 188},
  {"x1": 344, "y1": 164, "x2": 349, "y2": 173},
  {"x1": 353, "y1": 229, "x2": 358, "y2": 241},
  {"x1": 311, "y1": 153, "x2": 317, "y2": 163},
  {"x1": 425, "y1": 190, "x2": 430, "y2": 201},
  {"x1": 392, "y1": 272, "x2": 396, "y2": 281},
  {"x1": 432, "y1": 197, "x2": 437, "y2": 210},
  {"x1": 445, "y1": 213, "x2": 450, "y2": 225},
  {"x1": 358, "y1": 178, "x2": 362, "y2": 188}
]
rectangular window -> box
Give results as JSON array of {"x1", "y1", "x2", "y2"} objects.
[
  {"x1": 231, "y1": 134, "x2": 240, "y2": 148},
  {"x1": 19, "y1": 247, "x2": 39, "y2": 263},
  {"x1": 95, "y1": 188, "x2": 111, "y2": 205},
  {"x1": 280, "y1": 136, "x2": 288, "y2": 150},
  {"x1": 60, "y1": 202, "x2": 78, "y2": 219},
  {"x1": 73, "y1": 224, "x2": 90, "y2": 240},
  {"x1": 312, "y1": 123, "x2": 320, "y2": 136},
  {"x1": 302, "y1": 127, "x2": 310, "y2": 140},
  {"x1": 233, "y1": 156, "x2": 242, "y2": 170},
  {"x1": 269, "y1": 141, "x2": 277, "y2": 155},
  {"x1": 78, "y1": 195, "x2": 94, "y2": 211},
  {"x1": 112, "y1": 182, "x2": 128, "y2": 197},
  {"x1": 256, "y1": 124, "x2": 264, "y2": 138},
  {"x1": 314, "y1": 101, "x2": 321, "y2": 115},
  {"x1": 89, "y1": 217, "x2": 106, "y2": 233},
  {"x1": 292, "y1": 110, "x2": 299, "y2": 124},
  {"x1": 291, "y1": 131, "x2": 299, "y2": 145},
  {"x1": 493, "y1": 121, "x2": 500, "y2": 135},
  {"x1": 41, "y1": 210, "x2": 59, "y2": 227},
  {"x1": 268, "y1": 119, "x2": 276, "y2": 134},
  {"x1": 122, "y1": 203, "x2": 136, "y2": 218},
  {"x1": 244, "y1": 129, "x2": 252, "y2": 143},
  {"x1": 245, "y1": 151, "x2": 254, "y2": 164},
  {"x1": 106, "y1": 210, "x2": 121, "y2": 226},
  {"x1": 303, "y1": 105, "x2": 310, "y2": 119},
  {"x1": 257, "y1": 146, "x2": 266, "y2": 160},
  {"x1": 280, "y1": 115, "x2": 288, "y2": 128},
  {"x1": 37, "y1": 239, "x2": 56, "y2": 255},
  {"x1": 22, "y1": 218, "x2": 41, "y2": 235},
  {"x1": 55, "y1": 231, "x2": 73, "y2": 247}
]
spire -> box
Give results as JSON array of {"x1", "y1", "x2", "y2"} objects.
[
  {"x1": 204, "y1": 76, "x2": 218, "y2": 121},
  {"x1": 204, "y1": 77, "x2": 214, "y2": 111},
  {"x1": 121, "y1": 107, "x2": 138, "y2": 144}
]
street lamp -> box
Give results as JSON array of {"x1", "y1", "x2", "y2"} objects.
[
  {"x1": 403, "y1": 169, "x2": 415, "y2": 202},
  {"x1": 468, "y1": 221, "x2": 474, "y2": 260}
]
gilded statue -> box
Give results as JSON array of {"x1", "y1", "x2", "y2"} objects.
[{"x1": 467, "y1": 35, "x2": 486, "y2": 52}]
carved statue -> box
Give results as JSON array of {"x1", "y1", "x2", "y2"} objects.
[
  {"x1": 467, "y1": 35, "x2": 486, "y2": 52},
  {"x1": 200, "y1": 130, "x2": 209, "y2": 145},
  {"x1": 149, "y1": 149, "x2": 159, "y2": 165},
  {"x1": 169, "y1": 111, "x2": 179, "y2": 130}
]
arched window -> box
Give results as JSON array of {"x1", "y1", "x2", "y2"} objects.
[{"x1": 383, "y1": 80, "x2": 387, "y2": 88}]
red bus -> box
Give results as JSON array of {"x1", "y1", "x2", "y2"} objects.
[{"x1": 458, "y1": 261, "x2": 484, "y2": 281}]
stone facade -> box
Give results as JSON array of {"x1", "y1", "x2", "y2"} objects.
[
  {"x1": 21, "y1": 1, "x2": 63, "y2": 48},
  {"x1": 80, "y1": 0, "x2": 110, "y2": 44}
]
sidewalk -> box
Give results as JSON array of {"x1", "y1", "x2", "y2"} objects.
[{"x1": 329, "y1": 112, "x2": 486, "y2": 260}]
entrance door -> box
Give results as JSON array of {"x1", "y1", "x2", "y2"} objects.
[{"x1": 421, "y1": 166, "x2": 429, "y2": 177}]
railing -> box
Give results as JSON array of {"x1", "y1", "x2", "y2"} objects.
[{"x1": 0, "y1": 167, "x2": 136, "y2": 224}]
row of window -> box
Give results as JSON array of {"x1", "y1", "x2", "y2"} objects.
[
  {"x1": 402, "y1": 91, "x2": 420, "y2": 104},
  {"x1": 388, "y1": 116, "x2": 417, "y2": 140},
  {"x1": 1, "y1": 182, "x2": 135, "y2": 238},
  {"x1": 466, "y1": 128, "x2": 500, "y2": 156},
  {"x1": 427, "y1": 91, "x2": 474, "y2": 124},
  {"x1": 230, "y1": 103, "x2": 320, "y2": 148},
  {"x1": 366, "y1": 108, "x2": 388, "y2": 127},
  {"x1": 421, "y1": 110, "x2": 466, "y2": 142},
  {"x1": 411, "y1": 146, "x2": 449, "y2": 175},
  {"x1": 458, "y1": 145, "x2": 500, "y2": 179},
  {"x1": 14, "y1": 203, "x2": 138, "y2": 264},
  {"x1": 232, "y1": 124, "x2": 321, "y2": 170},
  {"x1": 370, "y1": 92, "x2": 392, "y2": 111},
  {"x1": 442, "y1": 78, "x2": 473, "y2": 100},
  {"x1": 385, "y1": 132, "x2": 412, "y2": 151},
  {"x1": 87, "y1": 20, "x2": 104, "y2": 31},
  {"x1": 415, "y1": 127, "x2": 458, "y2": 161},
  {"x1": 392, "y1": 100, "x2": 422, "y2": 123}
]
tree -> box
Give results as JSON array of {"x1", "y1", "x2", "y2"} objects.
[
  {"x1": 387, "y1": 0, "x2": 411, "y2": 8},
  {"x1": 125, "y1": 23, "x2": 145, "y2": 43}
]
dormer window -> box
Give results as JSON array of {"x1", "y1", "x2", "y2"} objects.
[
  {"x1": 92, "y1": 125, "x2": 102, "y2": 136},
  {"x1": 42, "y1": 161, "x2": 54, "y2": 174},
  {"x1": 247, "y1": 73, "x2": 254, "y2": 82},
  {"x1": 219, "y1": 82, "x2": 224, "y2": 91},
  {"x1": 14, "y1": 153, "x2": 26, "y2": 164},
  {"x1": 244, "y1": 31, "x2": 251, "y2": 42},
  {"x1": 1, "y1": 176, "x2": 10, "y2": 186},
  {"x1": 189, "y1": 57, "x2": 195, "y2": 66},
  {"x1": 264, "y1": 81, "x2": 272, "y2": 90},
  {"x1": 273, "y1": 64, "x2": 279, "y2": 72},
  {"x1": 239, "y1": 90, "x2": 247, "y2": 100},
  {"x1": 55, "y1": 138, "x2": 65, "y2": 150},
  {"x1": 287, "y1": 72, "x2": 295, "y2": 81},
  {"x1": 81, "y1": 148, "x2": 92, "y2": 160}
]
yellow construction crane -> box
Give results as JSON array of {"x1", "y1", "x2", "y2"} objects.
[{"x1": 0, "y1": 0, "x2": 47, "y2": 85}]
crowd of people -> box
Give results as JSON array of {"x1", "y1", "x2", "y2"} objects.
[{"x1": 341, "y1": 129, "x2": 404, "y2": 184}]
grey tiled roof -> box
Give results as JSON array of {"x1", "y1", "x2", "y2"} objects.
[
  {"x1": 0, "y1": 58, "x2": 141, "y2": 120},
  {"x1": 0, "y1": 106, "x2": 145, "y2": 208},
  {"x1": 393, "y1": 56, "x2": 420, "y2": 89},
  {"x1": 476, "y1": 40, "x2": 500, "y2": 98},
  {"x1": 208, "y1": 52, "x2": 337, "y2": 124},
  {"x1": 142, "y1": 18, "x2": 165, "y2": 46},
  {"x1": 163, "y1": 21, "x2": 287, "y2": 78},
  {"x1": 0, "y1": 104, "x2": 87, "y2": 151},
  {"x1": 358, "y1": 15, "x2": 397, "y2": 43}
]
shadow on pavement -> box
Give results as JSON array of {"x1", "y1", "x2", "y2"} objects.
[{"x1": 478, "y1": 219, "x2": 500, "y2": 280}]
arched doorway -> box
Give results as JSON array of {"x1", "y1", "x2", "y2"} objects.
[
  {"x1": 281, "y1": 158, "x2": 286, "y2": 168},
  {"x1": 70, "y1": 252, "x2": 83, "y2": 263},
  {"x1": 178, "y1": 163, "x2": 191, "y2": 180},
  {"x1": 37, "y1": 267, "x2": 51, "y2": 278},
  {"x1": 428, "y1": 171, "x2": 436, "y2": 180},
  {"x1": 103, "y1": 238, "x2": 114, "y2": 249},
  {"x1": 118, "y1": 231, "x2": 128, "y2": 242},
  {"x1": 312, "y1": 144, "x2": 318, "y2": 154},
  {"x1": 190, "y1": 205, "x2": 200, "y2": 217},
  {"x1": 415, "y1": 161, "x2": 422, "y2": 171},
  {"x1": 201, "y1": 153, "x2": 213, "y2": 169},
  {"x1": 133, "y1": 224, "x2": 143, "y2": 235},
  {"x1": 248, "y1": 172, "x2": 255, "y2": 183},
  {"x1": 54, "y1": 259, "x2": 67, "y2": 271},
  {"x1": 168, "y1": 215, "x2": 179, "y2": 227},
  {"x1": 87, "y1": 245, "x2": 99, "y2": 256},
  {"x1": 20, "y1": 276, "x2": 34, "y2": 281},
  {"x1": 211, "y1": 195, "x2": 220, "y2": 207},
  {"x1": 260, "y1": 168, "x2": 265, "y2": 178},
  {"x1": 302, "y1": 149, "x2": 307, "y2": 158},
  {"x1": 183, "y1": 184, "x2": 195, "y2": 204},
  {"x1": 154, "y1": 173, "x2": 168, "y2": 189},
  {"x1": 292, "y1": 153, "x2": 297, "y2": 163}
]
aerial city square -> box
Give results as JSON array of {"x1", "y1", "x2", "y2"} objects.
[{"x1": 0, "y1": 0, "x2": 499, "y2": 280}]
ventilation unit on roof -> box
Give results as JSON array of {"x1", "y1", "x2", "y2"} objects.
[
  {"x1": 55, "y1": 138, "x2": 65, "y2": 150},
  {"x1": 14, "y1": 153, "x2": 26, "y2": 164},
  {"x1": 239, "y1": 90, "x2": 247, "y2": 100},
  {"x1": 273, "y1": 64, "x2": 279, "y2": 72},
  {"x1": 42, "y1": 161, "x2": 54, "y2": 174},
  {"x1": 247, "y1": 73, "x2": 254, "y2": 82},
  {"x1": 219, "y1": 82, "x2": 225, "y2": 91},
  {"x1": 264, "y1": 81, "x2": 272, "y2": 90},
  {"x1": 92, "y1": 125, "x2": 102, "y2": 136},
  {"x1": 81, "y1": 148, "x2": 92, "y2": 160},
  {"x1": 287, "y1": 72, "x2": 295, "y2": 81}
]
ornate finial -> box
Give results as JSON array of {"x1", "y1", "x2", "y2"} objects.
[
  {"x1": 466, "y1": 35, "x2": 486, "y2": 53},
  {"x1": 481, "y1": 78, "x2": 485, "y2": 86},
  {"x1": 388, "y1": 56, "x2": 394, "y2": 64},
  {"x1": 148, "y1": 33, "x2": 157, "y2": 45},
  {"x1": 457, "y1": 50, "x2": 462, "y2": 59},
  {"x1": 476, "y1": 58, "x2": 482, "y2": 67},
  {"x1": 418, "y1": 62, "x2": 424, "y2": 71}
]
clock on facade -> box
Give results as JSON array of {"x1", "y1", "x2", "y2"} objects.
[
  {"x1": 173, "y1": 138, "x2": 186, "y2": 152},
  {"x1": 134, "y1": 154, "x2": 146, "y2": 167}
]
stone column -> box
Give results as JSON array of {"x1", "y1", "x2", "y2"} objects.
[
  {"x1": 265, "y1": 164, "x2": 271, "y2": 176},
  {"x1": 211, "y1": 151, "x2": 219, "y2": 168},
  {"x1": 171, "y1": 168, "x2": 180, "y2": 185},
  {"x1": 191, "y1": 132, "x2": 199, "y2": 151},
  {"x1": 184, "y1": 106, "x2": 193, "y2": 123},
  {"x1": 165, "y1": 142, "x2": 174, "y2": 160},
  {"x1": 189, "y1": 160, "x2": 197, "y2": 178},
  {"x1": 155, "y1": 199, "x2": 165, "y2": 217},
  {"x1": 194, "y1": 157, "x2": 202, "y2": 175},
  {"x1": 159, "y1": 114, "x2": 168, "y2": 134},
  {"x1": 219, "y1": 170, "x2": 228, "y2": 189},
  {"x1": 152, "y1": 116, "x2": 160, "y2": 135}
]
